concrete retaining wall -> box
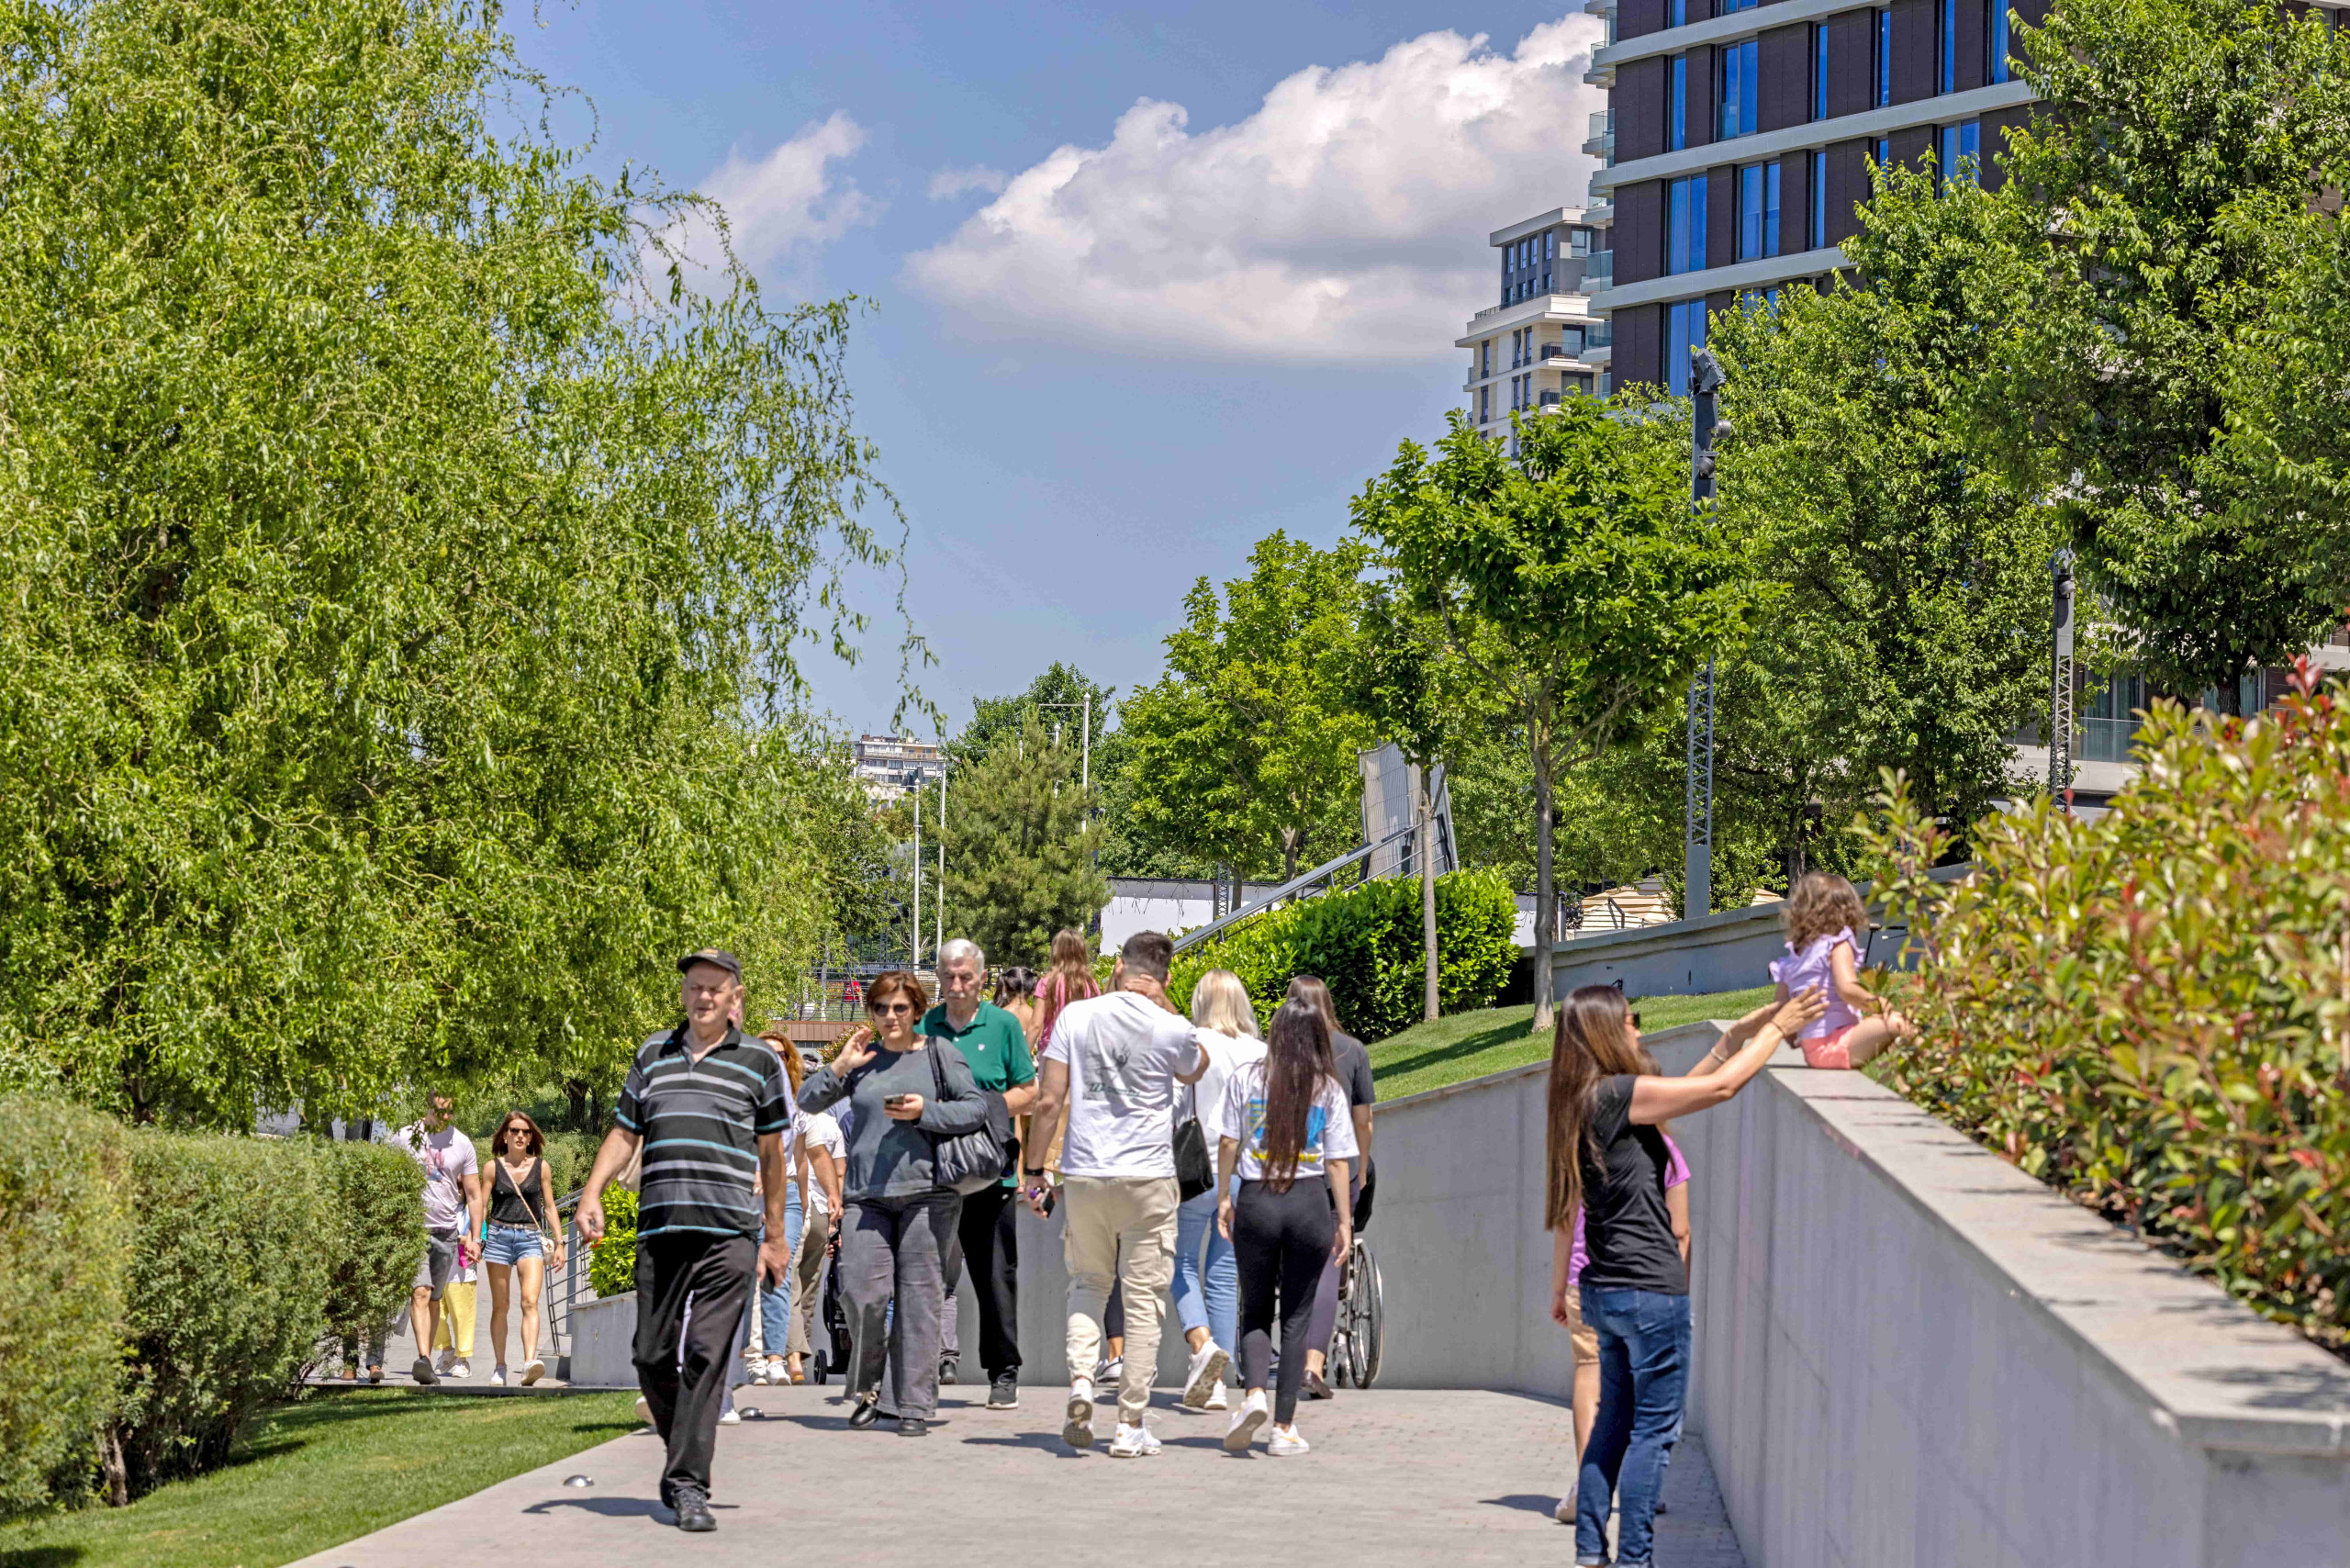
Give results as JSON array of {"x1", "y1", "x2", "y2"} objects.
[
  {"x1": 1357, "y1": 1020, "x2": 2350, "y2": 1566},
  {"x1": 567, "y1": 1292, "x2": 637, "y2": 1389}
]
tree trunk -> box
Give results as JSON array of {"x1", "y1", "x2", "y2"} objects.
[
  {"x1": 564, "y1": 1078, "x2": 591, "y2": 1132},
  {"x1": 100, "y1": 1424, "x2": 129, "y2": 1506},
  {"x1": 1282, "y1": 831, "x2": 1299, "y2": 882},
  {"x1": 1420, "y1": 768, "x2": 1440, "y2": 1024},
  {"x1": 1532, "y1": 730, "x2": 1557, "y2": 1032}
]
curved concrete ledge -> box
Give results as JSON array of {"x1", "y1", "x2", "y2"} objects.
[{"x1": 1365, "y1": 1021, "x2": 2350, "y2": 1565}]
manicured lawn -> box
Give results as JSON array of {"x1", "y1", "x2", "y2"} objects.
[
  {"x1": 0, "y1": 1388, "x2": 640, "y2": 1568},
  {"x1": 1370, "y1": 985, "x2": 1778, "y2": 1099}
]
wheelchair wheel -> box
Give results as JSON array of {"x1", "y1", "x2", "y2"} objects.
[{"x1": 1340, "y1": 1238, "x2": 1383, "y2": 1388}]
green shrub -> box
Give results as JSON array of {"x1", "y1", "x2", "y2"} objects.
[
  {"x1": 0, "y1": 1096, "x2": 132, "y2": 1517},
  {"x1": 107, "y1": 1132, "x2": 330, "y2": 1496},
  {"x1": 314, "y1": 1139, "x2": 423, "y2": 1374},
  {"x1": 541, "y1": 1128, "x2": 597, "y2": 1194},
  {"x1": 1169, "y1": 868, "x2": 1518, "y2": 1042},
  {"x1": 586, "y1": 1184, "x2": 638, "y2": 1299},
  {"x1": 1867, "y1": 674, "x2": 2350, "y2": 1350}
]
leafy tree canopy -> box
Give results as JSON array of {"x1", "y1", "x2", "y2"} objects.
[
  {"x1": 0, "y1": 0, "x2": 901, "y2": 1125},
  {"x1": 940, "y1": 713, "x2": 1107, "y2": 969}
]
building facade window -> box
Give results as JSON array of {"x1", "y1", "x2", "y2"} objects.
[
  {"x1": 1720, "y1": 0, "x2": 1758, "y2": 11},
  {"x1": 1482, "y1": 339, "x2": 1493, "y2": 376},
  {"x1": 1667, "y1": 299, "x2": 1708, "y2": 397},
  {"x1": 1940, "y1": 0, "x2": 1958, "y2": 94},
  {"x1": 1874, "y1": 135, "x2": 1891, "y2": 169},
  {"x1": 1668, "y1": 0, "x2": 1686, "y2": 25},
  {"x1": 1718, "y1": 39, "x2": 1758, "y2": 140},
  {"x1": 1875, "y1": 8, "x2": 1893, "y2": 107},
  {"x1": 1940, "y1": 119, "x2": 1981, "y2": 185},
  {"x1": 1989, "y1": 0, "x2": 2011, "y2": 84},
  {"x1": 1813, "y1": 23, "x2": 1830, "y2": 122},
  {"x1": 1571, "y1": 227, "x2": 1593, "y2": 258},
  {"x1": 1808, "y1": 149, "x2": 1829, "y2": 249},
  {"x1": 1670, "y1": 54, "x2": 1689, "y2": 151},
  {"x1": 1667, "y1": 174, "x2": 1708, "y2": 275},
  {"x1": 1738, "y1": 162, "x2": 1782, "y2": 261}
]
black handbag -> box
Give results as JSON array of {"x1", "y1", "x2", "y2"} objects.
[
  {"x1": 925, "y1": 1044, "x2": 1011, "y2": 1196},
  {"x1": 1173, "y1": 1114, "x2": 1214, "y2": 1202}
]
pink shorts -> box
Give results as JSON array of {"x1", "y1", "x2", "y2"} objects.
[{"x1": 1802, "y1": 1024, "x2": 1858, "y2": 1070}]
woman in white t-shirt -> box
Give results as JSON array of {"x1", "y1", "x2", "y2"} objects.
[
  {"x1": 1170, "y1": 970, "x2": 1266, "y2": 1415},
  {"x1": 1211, "y1": 997, "x2": 1357, "y2": 1457},
  {"x1": 783, "y1": 1095, "x2": 846, "y2": 1384}
]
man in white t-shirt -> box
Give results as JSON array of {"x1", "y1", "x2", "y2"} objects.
[
  {"x1": 390, "y1": 1091, "x2": 483, "y2": 1386},
  {"x1": 1022, "y1": 931, "x2": 1207, "y2": 1457}
]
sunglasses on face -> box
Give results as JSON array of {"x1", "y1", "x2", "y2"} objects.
[
  {"x1": 1628, "y1": 1012, "x2": 1642, "y2": 1029},
  {"x1": 867, "y1": 1001, "x2": 913, "y2": 1016}
]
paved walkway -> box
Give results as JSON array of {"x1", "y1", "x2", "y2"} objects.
[{"x1": 293, "y1": 1384, "x2": 1748, "y2": 1568}]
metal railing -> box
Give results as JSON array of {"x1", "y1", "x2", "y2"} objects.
[
  {"x1": 546, "y1": 1187, "x2": 589, "y2": 1361},
  {"x1": 1588, "y1": 108, "x2": 1614, "y2": 138},
  {"x1": 1170, "y1": 818, "x2": 1425, "y2": 956}
]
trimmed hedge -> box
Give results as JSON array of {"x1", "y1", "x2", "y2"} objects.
[
  {"x1": 316, "y1": 1139, "x2": 425, "y2": 1374},
  {"x1": 106, "y1": 1130, "x2": 330, "y2": 1496},
  {"x1": 1169, "y1": 867, "x2": 1519, "y2": 1042},
  {"x1": 1868, "y1": 673, "x2": 2350, "y2": 1351},
  {"x1": 0, "y1": 1096, "x2": 133, "y2": 1515},
  {"x1": 586, "y1": 1184, "x2": 639, "y2": 1300}
]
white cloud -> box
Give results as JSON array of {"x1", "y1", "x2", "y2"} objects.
[
  {"x1": 663, "y1": 112, "x2": 881, "y2": 284},
  {"x1": 928, "y1": 165, "x2": 1010, "y2": 201},
  {"x1": 903, "y1": 17, "x2": 1604, "y2": 365}
]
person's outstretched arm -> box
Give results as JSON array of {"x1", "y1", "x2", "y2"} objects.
[{"x1": 1630, "y1": 989, "x2": 1822, "y2": 1124}]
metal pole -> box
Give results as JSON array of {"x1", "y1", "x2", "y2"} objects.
[
  {"x1": 2051, "y1": 550, "x2": 2076, "y2": 812},
  {"x1": 936, "y1": 762, "x2": 946, "y2": 957},
  {"x1": 912, "y1": 779, "x2": 922, "y2": 969},
  {"x1": 1684, "y1": 349, "x2": 1724, "y2": 917}
]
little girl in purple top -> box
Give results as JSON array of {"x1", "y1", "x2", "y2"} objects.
[{"x1": 1768, "y1": 872, "x2": 1914, "y2": 1069}]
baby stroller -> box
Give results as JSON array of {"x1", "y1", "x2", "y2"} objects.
[{"x1": 810, "y1": 1230, "x2": 854, "y2": 1385}]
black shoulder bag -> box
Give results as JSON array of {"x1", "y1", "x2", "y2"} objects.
[{"x1": 924, "y1": 1045, "x2": 1012, "y2": 1197}]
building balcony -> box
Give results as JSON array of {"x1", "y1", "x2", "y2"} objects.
[{"x1": 1583, "y1": 250, "x2": 1614, "y2": 288}]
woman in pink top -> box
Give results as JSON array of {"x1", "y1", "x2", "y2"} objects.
[{"x1": 1768, "y1": 872, "x2": 1915, "y2": 1069}]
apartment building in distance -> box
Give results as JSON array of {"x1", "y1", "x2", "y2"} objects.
[
  {"x1": 850, "y1": 734, "x2": 946, "y2": 801},
  {"x1": 1456, "y1": 207, "x2": 1615, "y2": 442}
]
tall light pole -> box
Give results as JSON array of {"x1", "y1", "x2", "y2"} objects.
[
  {"x1": 1684, "y1": 347, "x2": 1727, "y2": 919},
  {"x1": 911, "y1": 771, "x2": 921, "y2": 969},
  {"x1": 2051, "y1": 549, "x2": 2076, "y2": 812},
  {"x1": 936, "y1": 758, "x2": 946, "y2": 958}
]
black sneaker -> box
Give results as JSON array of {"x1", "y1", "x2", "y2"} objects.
[
  {"x1": 671, "y1": 1483, "x2": 715, "y2": 1532},
  {"x1": 846, "y1": 1396, "x2": 880, "y2": 1429},
  {"x1": 1303, "y1": 1370, "x2": 1333, "y2": 1401},
  {"x1": 987, "y1": 1372, "x2": 1019, "y2": 1409},
  {"x1": 939, "y1": 1355, "x2": 958, "y2": 1385},
  {"x1": 410, "y1": 1356, "x2": 438, "y2": 1386},
  {"x1": 896, "y1": 1416, "x2": 929, "y2": 1437}
]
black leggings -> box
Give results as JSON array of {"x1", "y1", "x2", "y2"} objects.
[{"x1": 1231, "y1": 1176, "x2": 1334, "y2": 1424}]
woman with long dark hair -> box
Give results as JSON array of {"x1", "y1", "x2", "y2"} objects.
[
  {"x1": 480, "y1": 1110, "x2": 564, "y2": 1386},
  {"x1": 1281, "y1": 974, "x2": 1375, "y2": 1401},
  {"x1": 1211, "y1": 998, "x2": 1358, "y2": 1456},
  {"x1": 1548, "y1": 983, "x2": 1820, "y2": 1568}
]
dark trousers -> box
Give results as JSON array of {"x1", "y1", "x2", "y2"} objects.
[
  {"x1": 946, "y1": 1179, "x2": 1023, "y2": 1378},
  {"x1": 841, "y1": 1193, "x2": 960, "y2": 1418},
  {"x1": 1231, "y1": 1176, "x2": 1334, "y2": 1424},
  {"x1": 632, "y1": 1233, "x2": 755, "y2": 1500}
]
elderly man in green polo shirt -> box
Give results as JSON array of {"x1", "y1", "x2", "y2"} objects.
[{"x1": 926, "y1": 936, "x2": 1037, "y2": 1409}]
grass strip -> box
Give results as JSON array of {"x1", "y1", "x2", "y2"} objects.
[{"x1": 1369, "y1": 986, "x2": 1778, "y2": 1100}]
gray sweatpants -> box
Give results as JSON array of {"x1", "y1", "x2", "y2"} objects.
[{"x1": 839, "y1": 1192, "x2": 961, "y2": 1419}]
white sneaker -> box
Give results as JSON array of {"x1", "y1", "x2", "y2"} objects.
[
  {"x1": 1554, "y1": 1488, "x2": 1577, "y2": 1524},
  {"x1": 1181, "y1": 1341, "x2": 1230, "y2": 1408},
  {"x1": 1204, "y1": 1381, "x2": 1229, "y2": 1411},
  {"x1": 1106, "y1": 1422, "x2": 1161, "y2": 1458},
  {"x1": 520, "y1": 1359, "x2": 545, "y2": 1386},
  {"x1": 1092, "y1": 1355, "x2": 1123, "y2": 1396},
  {"x1": 764, "y1": 1357, "x2": 788, "y2": 1386},
  {"x1": 749, "y1": 1360, "x2": 771, "y2": 1385},
  {"x1": 718, "y1": 1406, "x2": 741, "y2": 1426},
  {"x1": 450, "y1": 1360, "x2": 471, "y2": 1379},
  {"x1": 1268, "y1": 1423, "x2": 1311, "y2": 1456},
  {"x1": 1223, "y1": 1389, "x2": 1270, "y2": 1452},
  {"x1": 487, "y1": 1367, "x2": 507, "y2": 1388},
  {"x1": 433, "y1": 1348, "x2": 454, "y2": 1374},
  {"x1": 1062, "y1": 1379, "x2": 1096, "y2": 1450},
  {"x1": 634, "y1": 1394, "x2": 654, "y2": 1428}
]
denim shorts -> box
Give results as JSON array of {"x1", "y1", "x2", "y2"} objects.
[{"x1": 482, "y1": 1223, "x2": 546, "y2": 1266}]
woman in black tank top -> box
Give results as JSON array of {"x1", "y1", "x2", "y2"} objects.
[{"x1": 482, "y1": 1111, "x2": 564, "y2": 1386}]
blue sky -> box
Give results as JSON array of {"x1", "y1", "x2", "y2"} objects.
[{"x1": 511, "y1": 1, "x2": 1603, "y2": 737}]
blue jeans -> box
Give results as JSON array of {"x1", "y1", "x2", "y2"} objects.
[
  {"x1": 1576, "y1": 1285, "x2": 1692, "y2": 1568},
  {"x1": 758, "y1": 1187, "x2": 803, "y2": 1354},
  {"x1": 1169, "y1": 1187, "x2": 1238, "y2": 1357}
]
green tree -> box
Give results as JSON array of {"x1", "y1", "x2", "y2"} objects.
[
  {"x1": 1122, "y1": 533, "x2": 1374, "y2": 882},
  {"x1": 1352, "y1": 403, "x2": 1752, "y2": 1026},
  {"x1": 940, "y1": 715, "x2": 1107, "y2": 969},
  {"x1": 1958, "y1": 0, "x2": 2350, "y2": 709},
  {"x1": 1701, "y1": 174, "x2": 2058, "y2": 874},
  {"x1": 0, "y1": 0, "x2": 899, "y2": 1125},
  {"x1": 949, "y1": 663, "x2": 1113, "y2": 772}
]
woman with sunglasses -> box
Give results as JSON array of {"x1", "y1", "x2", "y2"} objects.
[
  {"x1": 481, "y1": 1110, "x2": 565, "y2": 1386},
  {"x1": 796, "y1": 969, "x2": 989, "y2": 1436}
]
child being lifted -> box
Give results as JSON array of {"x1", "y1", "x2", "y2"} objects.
[{"x1": 1768, "y1": 872, "x2": 1916, "y2": 1070}]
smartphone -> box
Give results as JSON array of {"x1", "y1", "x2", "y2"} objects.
[{"x1": 884, "y1": 1093, "x2": 912, "y2": 1109}]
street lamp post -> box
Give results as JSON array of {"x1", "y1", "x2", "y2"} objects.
[
  {"x1": 1684, "y1": 348, "x2": 1727, "y2": 919},
  {"x1": 2051, "y1": 549, "x2": 2076, "y2": 812}
]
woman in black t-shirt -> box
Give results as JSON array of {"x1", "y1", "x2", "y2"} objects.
[{"x1": 1543, "y1": 983, "x2": 1820, "y2": 1568}]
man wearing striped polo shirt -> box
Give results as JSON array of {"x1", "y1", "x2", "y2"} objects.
[{"x1": 576, "y1": 948, "x2": 792, "y2": 1533}]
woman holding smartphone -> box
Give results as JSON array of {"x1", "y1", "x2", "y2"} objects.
[{"x1": 796, "y1": 970, "x2": 989, "y2": 1437}]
